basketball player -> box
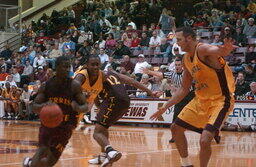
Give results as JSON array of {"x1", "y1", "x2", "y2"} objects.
[
  {"x1": 150, "y1": 27, "x2": 236, "y2": 167},
  {"x1": 142, "y1": 57, "x2": 195, "y2": 143},
  {"x1": 74, "y1": 55, "x2": 156, "y2": 166},
  {"x1": 23, "y1": 56, "x2": 87, "y2": 167}
]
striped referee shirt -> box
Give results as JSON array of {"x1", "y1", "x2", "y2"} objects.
[{"x1": 163, "y1": 70, "x2": 193, "y2": 91}]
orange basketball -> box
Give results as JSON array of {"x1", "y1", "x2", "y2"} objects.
[{"x1": 40, "y1": 104, "x2": 63, "y2": 128}]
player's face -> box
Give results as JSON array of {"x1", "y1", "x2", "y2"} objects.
[
  {"x1": 176, "y1": 31, "x2": 189, "y2": 52},
  {"x1": 87, "y1": 57, "x2": 101, "y2": 76},
  {"x1": 56, "y1": 61, "x2": 70, "y2": 79}
]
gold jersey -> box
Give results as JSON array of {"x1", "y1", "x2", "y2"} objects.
[
  {"x1": 183, "y1": 43, "x2": 235, "y2": 100},
  {"x1": 76, "y1": 69, "x2": 103, "y2": 103}
]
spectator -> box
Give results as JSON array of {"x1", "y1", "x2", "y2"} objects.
[
  {"x1": 112, "y1": 40, "x2": 131, "y2": 59},
  {"x1": 245, "y1": 82, "x2": 256, "y2": 100},
  {"x1": 235, "y1": 72, "x2": 250, "y2": 98},
  {"x1": 98, "y1": 48, "x2": 109, "y2": 65},
  {"x1": 4, "y1": 75, "x2": 17, "y2": 87},
  {"x1": 78, "y1": 31, "x2": 93, "y2": 45},
  {"x1": 134, "y1": 54, "x2": 150, "y2": 81},
  {"x1": 19, "y1": 84, "x2": 31, "y2": 119},
  {"x1": 0, "y1": 58, "x2": 7, "y2": 73},
  {"x1": 107, "y1": 26, "x2": 121, "y2": 40},
  {"x1": 131, "y1": 33, "x2": 141, "y2": 49},
  {"x1": 35, "y1": 32, "x2": 49, "y2": 45},
  {"x1": 71, "y1": 30, "x2": 79, "y2": 44},
  {"x1": 33, "y1": 53, "x2": 46, "y2": 68},
  {"x1": 139, "y1": 32, "x2": 150, "y2": 50},
  {"x1": 78, "y1": 40, "x2": 91, "y2": 59},
  {"x1": 149, "y1": 30, "x2": 161, "y2": 52},
  {"x1": 103, "y1": 56, "x2": 118, "y2": 71},
  {"x1": 243, "y1": 18, "x2": 256, "y2": 38},
  {"x1": 34, "y1": 66, "x2": 47, "y2": 83},
  {"x1": 211, "y1": 35, "x2": 223, "y2": 45},
  {"x1": 158, "y1": 8, "x2": 175, "y2": 34},
  {"x1": 101, "y1": 22, "x2": 111, "y2": 35},
  {"x1": 62, "y1": 36, "x2": 76, "y2": 53},
  {"x1": 245, "y1": 46, "x2": 256, "y2": 64},
  {"x1": 121, "y1": 32, "x2": 132, "y2": 48},
  {"x1": 12, "y1": 68, "x2": 21, "y2": 87},
  {"x1": 136, "y1": 74, "x2": 152, "y2": 98},
  {"x1": 244, "y1": 64, "x2": 256, "y2": 82},
  {"x1": 0, "y1": 67, "x2": 8, "y2": 81},
  {"x1": 234, "y1": 27, "x2": 247, "y2": 47},
  {"x1": 0, "y1": 44, "x2": 12, "y2": 60},
  {"x1": 105, "y1": 33, "x2": 117, "y2": 50},
  {"x1": 20, "y1": 60, "x2": 33, "y2": 87},
  {"x1": 120, "y1": 55, "x2": 135, "y2": 74},
  {"x1": 127, "y1": 18, "x2": 137, "y2": 30}
]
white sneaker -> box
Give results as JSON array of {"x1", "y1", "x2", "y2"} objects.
[
  {"x1": 88, "y1": 153, "x2": 106, "y2": 164},
  {"x1": 101, "y1": 150, "x2": 122, "y2": 167},
  {"x1": 23, "y1": 157, "x2": 31, "y2": 167},
  {"x1": 84, "y1": 115, "x2": 92, "y2": 124}
]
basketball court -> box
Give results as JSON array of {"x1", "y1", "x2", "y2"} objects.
[{"x1": 0, "y1": 120, "x2": 254, "y2": 167}]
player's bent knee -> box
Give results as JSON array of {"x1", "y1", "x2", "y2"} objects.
[
  {"x1": 200, "y1": 134, "x2": 212, "y2": 148},
  {"x1": 171, "y1": 123, "x2": 185, "y2": 135}
]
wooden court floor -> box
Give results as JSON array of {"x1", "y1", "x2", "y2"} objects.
[{"x1": 0, "y1": 120, "x2": 255, "y2": 167}]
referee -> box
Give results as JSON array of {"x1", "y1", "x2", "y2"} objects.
[{"x1": 142, "y1": 56, "x2": 194, "y2": 143}]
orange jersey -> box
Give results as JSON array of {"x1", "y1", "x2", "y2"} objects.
[
  {"x1": 183, "y1": 43, "x2": 235, "y2": 100},
  {"x1": 76, "y1": 69, "x2": 103, "y2": 103}
]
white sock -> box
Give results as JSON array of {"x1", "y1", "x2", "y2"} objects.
[
  {"x1": 104, "y1": 145, "x2": 112, "y2": 151},
  {"x1": 180, "y1": 157, "x2": 192, "y2": 166}
]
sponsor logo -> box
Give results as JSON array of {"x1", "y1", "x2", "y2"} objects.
[
  {"x1": 123, "y1": 103, "x2": 149, "y2": 119},
  {"x1": 229, "y1": 108, "x2": 256, "y2": 118}
]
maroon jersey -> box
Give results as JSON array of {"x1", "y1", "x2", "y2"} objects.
[
  {"x1": 44, "y1": 76, "x2": 78, "y2": 127},
  {"x1": 98, "y1": 71, "x2": 130, "y2": 108}
]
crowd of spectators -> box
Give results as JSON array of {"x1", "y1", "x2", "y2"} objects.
[{"x1": 0, "y1": 0, "x2": 255, "y2": 121}]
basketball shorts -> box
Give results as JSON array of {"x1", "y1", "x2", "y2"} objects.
[
  {"x1": 176, "y1": 95, "x2": 234, "y2": 133},
  {"x1": 96, "y1": 97, "x2": 130, "y2": 128},
  {"x1": 39, "y1": 124, "x2": 75, "y2": 159}
]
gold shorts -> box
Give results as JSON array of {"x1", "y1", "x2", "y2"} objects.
[{"x1": 176, "y1": 96, "x2": 234, "y2": 132}]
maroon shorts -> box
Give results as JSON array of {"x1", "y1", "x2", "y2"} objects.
[
  {"x1": 96, "y1": 99, "x2": 129, "y2": 128},
  {"x1": 39, "y1": 124, "x2": 75, "y2": 159}
]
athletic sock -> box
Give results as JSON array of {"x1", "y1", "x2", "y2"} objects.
[{"x1": 105, "y1": 145, "x2": 114, "y2": 153}]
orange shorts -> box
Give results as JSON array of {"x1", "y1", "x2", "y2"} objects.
[{"x1": 176, "y1": 95, "x2": 234, "y2": 132}]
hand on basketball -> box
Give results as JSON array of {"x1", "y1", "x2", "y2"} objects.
[{"x1": 150, "y1": 106, "x2": 167, "y2": 121}]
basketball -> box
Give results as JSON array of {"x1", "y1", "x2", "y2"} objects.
[{"x1": 40, "y1": 104, "x2": 63, "y2": 128}]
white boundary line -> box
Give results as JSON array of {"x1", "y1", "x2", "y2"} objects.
[{"x1": 0, "y1": 144, "x2": 228, "y2": 166}]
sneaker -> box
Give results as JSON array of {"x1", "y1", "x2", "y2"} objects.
[
  {"x1": 23, "y1": 157, "x2": 31, "y2": 167},
  {"x1": 101, "y1": 150, "x2": 122, "y2": 167},
  {"x1": 84, "y1": 115, "x2": 92, "y2": 124},
  {"x1": 169, "y1": 138, "x2": 175, "y2": 143},
  {"x1": 88, "y1": 153, "x2": 106, "y2": 164}
]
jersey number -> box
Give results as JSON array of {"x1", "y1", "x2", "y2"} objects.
[{"x1": 107, "y1": 75, "x2": 121, "y2": 85}]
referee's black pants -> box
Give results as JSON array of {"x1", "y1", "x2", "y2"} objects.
[{"x1": 172, "y1": 91, "x2": 195, "y2": 122}]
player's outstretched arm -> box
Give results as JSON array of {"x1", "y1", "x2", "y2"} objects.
[
  {"x1": 115, "y1": 72, "x2": 154, "y2": 97},
  {"x1": 71, "y1": 80, "x2": 88, "y2": 113},
  {"x1": 199, "y1": 38, "x2": 238, "y2": 57},
  {"x1": 150, "y1": 68, "x2": 192, "y2": 120},
  {"x1": 141, "y1": 67, "x2": 164, "y2": 79},
  {"x1": 33, "y1": 83, "x2": 48, "y2": 114}
]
